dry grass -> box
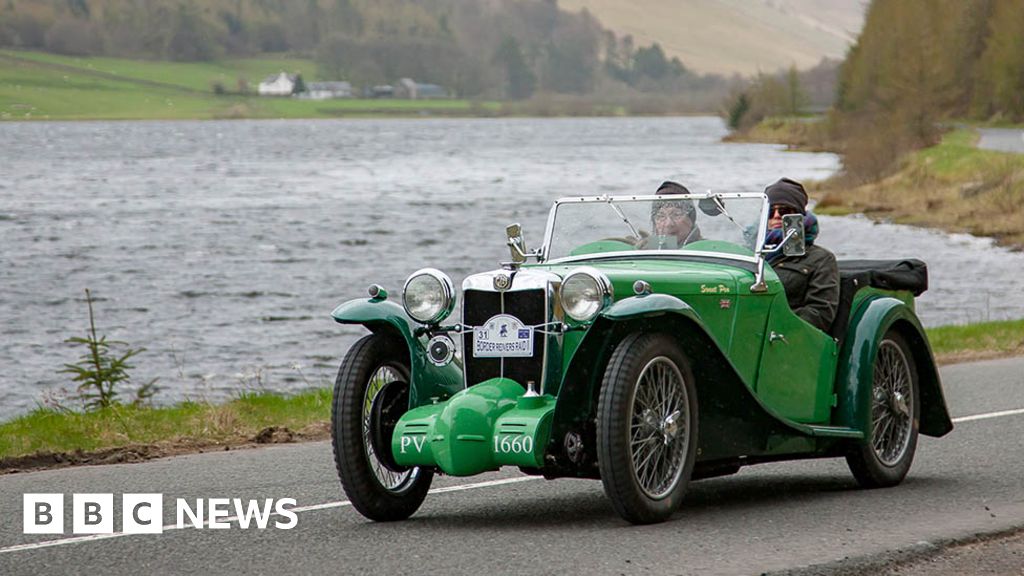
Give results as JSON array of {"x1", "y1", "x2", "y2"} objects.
[
  {"x1": 818, "y1": 129, "x2": 1024, "y2": 249},
  {"x1": 724, "y1": 115, "x2": 837, "y2": 152}
]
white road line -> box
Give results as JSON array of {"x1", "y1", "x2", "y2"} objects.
[
  {"x1": 952, "y1": 407, "x2": 1024, "y2": 423},
  {"x1": 0, "y1": 476, "x2": 540, "y2": 555}
]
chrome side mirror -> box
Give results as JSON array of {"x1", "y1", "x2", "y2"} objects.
[
  {"x1": 782, "y1": 214, "x2": 806, "y2": 257},
  {"x1": 506, "y1": 223, "x2": 528, "y2": 263},
  {"x1": 751, "y1": 214, "x2": 807, "y2": 293}
]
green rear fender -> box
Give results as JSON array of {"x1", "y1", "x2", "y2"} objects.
[
  {"x1": 834, "y1": 296, "x2": 953, "y2": 438},
  {"x1": 332, "y1": 298, "x2": 464, "y2": 408},
  {"x1": 551, "y1": 294, "x2": 812, "y2": 465}
]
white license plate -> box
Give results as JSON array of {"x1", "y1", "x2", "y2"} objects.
[{"x1": 472, "y1": 314, "x2": 534, "y2": 358}]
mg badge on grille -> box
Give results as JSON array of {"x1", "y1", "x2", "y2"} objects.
[{"x1": 493, "y1": 273, "x2": 511, "y2": 291}]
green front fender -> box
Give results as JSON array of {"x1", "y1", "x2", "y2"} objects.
[
  {"x1": 834, "y1": 296, "x2": 954, "y2": 438},
  {"x1": 599, "y1": 293, "x2": 701, "y2": 321},
  {"x1": 332, "y1": 298, "x2": 463, "y2": 408}
]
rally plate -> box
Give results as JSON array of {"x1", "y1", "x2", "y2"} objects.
[{"x1": 472, "y1": 314, "x2": 534, "y2": 358}]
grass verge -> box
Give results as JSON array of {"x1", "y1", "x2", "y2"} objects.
[
  {"x1": 1, "y1": 319, "x2": 1022, "y2": 468},
  {"x1": 927, "y1": 318, "x2": 1024, "y2": 364},
  {"x1": 0, "y1": 389, "x2": 333, "y2": 468}
]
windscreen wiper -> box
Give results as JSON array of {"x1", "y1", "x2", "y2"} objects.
[
  {"x1": 602, "y1": 195, "x2": 642, "y2": 242},
  {"x1": 709, "y1": 194, "x2": 746, "y2": 235}
]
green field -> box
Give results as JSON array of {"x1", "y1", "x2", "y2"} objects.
[{"x1": 0, "y1": 50, "x2": 496, "y2": 120}]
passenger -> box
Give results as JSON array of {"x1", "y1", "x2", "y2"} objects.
[
  {"x1": 764, "y1": 178, "x2": 839, "y2": 332},
  {"x1": 645, "y1": 181, "x2": 702, "y2": 249}
]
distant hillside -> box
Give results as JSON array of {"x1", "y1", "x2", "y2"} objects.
[
  {"x1": 558, "y1": 0, "x2": 867, "y2": 75},
  {"x1": 0, "y1": 0, "x2": 738, "y2": 103}
]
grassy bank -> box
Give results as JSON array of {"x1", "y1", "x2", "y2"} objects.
[
  {"x1": 2, "y1": 319, "x2": 1022, "y2": 466},
  {"x1": 808, "y1": 127, "x2": 1024, "y2": 249},
  {"x1": 732, "y1": 116, "x2": 1024, "y2": 249},
  {"x1": 0, "y1": 50, "x2": 498, "y2": 120},
  {"x1": 722, "y1": 115, "x2": 836, "y2": 152}
]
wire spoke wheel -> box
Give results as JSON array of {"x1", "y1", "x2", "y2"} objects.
[
  {"x1": 362, "y1": 365, "x2": 418, "y2": 492},
  {"x1": 870, "y1": 340, "x2": 914, "y2": 466},
  {"x1": 847, "y1": 331, "x2": 920, "y2": 489},
  {"x1": 629, "y1": 357, "x2": 690, "y2": 499},
  {"x1": 332, "y1": 334, "x2": 432, "y2": 521},
  {"x1": 598, "y1": 333, "x2": 698, "y2": 524}
]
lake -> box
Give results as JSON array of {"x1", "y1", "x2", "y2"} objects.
[{"x1": 2, "y1": 116, "x2": 1022, "y2": 419}]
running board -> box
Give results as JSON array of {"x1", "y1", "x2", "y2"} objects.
[{"x1": 804, "y1": 425, "x2": 864, "y2": 439}]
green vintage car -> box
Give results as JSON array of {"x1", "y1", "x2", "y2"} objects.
[{"x1": 329, "y1": 192, "x2": 953, "y2": 525}]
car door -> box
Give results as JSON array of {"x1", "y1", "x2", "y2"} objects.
[{"x1": 754, "y1": 295, "x2": 838, "y2": 424}]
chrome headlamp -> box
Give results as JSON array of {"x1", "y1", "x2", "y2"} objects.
[
  {"x1": 559, "y1": 267, "x2": 613, "y2": 322},
  {"x1": 402, "y1": 268, "x2": 456, "y2": 324}
]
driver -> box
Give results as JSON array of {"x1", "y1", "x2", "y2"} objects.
[
  {"x1": 764, "y1": 178, "x2": 839, "y2": 332},
  {"x1": 643, "y1": 181, "x2": 702, "y2": 249}
]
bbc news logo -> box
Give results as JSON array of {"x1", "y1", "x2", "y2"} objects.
[{"x1": 23, "y1": 494, "x2": 297, "y2": 534}]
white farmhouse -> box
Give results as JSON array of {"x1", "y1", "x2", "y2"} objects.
[{"x1": 258, "y1": 72, "x2": 297, "y2": 96}]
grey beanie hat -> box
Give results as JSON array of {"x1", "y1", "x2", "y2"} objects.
[
  {"x1": 653, "y1": 181, "x2": 696, "y2": 221},
  {"x1": 765, "y1": 178, "x2": 808, "y2": 215},
  {"x1": 656, "y1": 181, "x2": 691, "y2": 196}
]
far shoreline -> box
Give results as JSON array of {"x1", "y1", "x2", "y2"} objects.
[
  {"x1": 0, "y1": 109, "x2": 719, "y2": 123},
  {"x1": 1, "y1": 49, "x2": 724, "y2": 123}
]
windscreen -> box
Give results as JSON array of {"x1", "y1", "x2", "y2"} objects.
[{"x1": 546, "y1": 195, "x2": 765, "y2": 261}]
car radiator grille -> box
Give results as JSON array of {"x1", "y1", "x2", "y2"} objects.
[{"x1": 462, "y1": 288, "x2": 546, "y2": 388}]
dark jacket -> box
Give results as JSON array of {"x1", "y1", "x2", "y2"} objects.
[{"x1": 771, "y1": 244, "x2": 839, "y2": 332}]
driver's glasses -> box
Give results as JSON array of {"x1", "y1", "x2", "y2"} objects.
[
  {"x1": 771, "y1": 205, "x2": 800, "y2": 217},
  {"x1": 654, "y1": 209, "x2": 689, "y2": 222}
]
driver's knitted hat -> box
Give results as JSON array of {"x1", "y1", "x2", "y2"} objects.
[
  {"x1": 653, "y1": 181, "x2": 696, "y2": 221},
  {"x1": 766, "y1": 178, "x2": 808, "y2": 215},
  {"x1": 656, "y1": 181, "x2": 692, "y2": 196}
]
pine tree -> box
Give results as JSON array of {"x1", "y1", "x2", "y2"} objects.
[{"x1": 974, "y1": 0, "x2": 1024, "y2": 120}]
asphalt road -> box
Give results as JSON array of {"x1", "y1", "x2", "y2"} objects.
[
  {"x1": 977, "y1": 128, "x2": 1024, "y2": 154},
  {"x1": 1, "y1": 357, "x2": 1023, "y2": 576}
]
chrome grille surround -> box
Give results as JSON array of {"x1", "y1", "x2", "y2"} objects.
[{"x1": 461, "y1": 269, "x2": 563, "y2": 393}]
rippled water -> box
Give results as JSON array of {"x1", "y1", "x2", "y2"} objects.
[{"x1": 2, "y1": 117, "x2": 1022, "y2": 419}]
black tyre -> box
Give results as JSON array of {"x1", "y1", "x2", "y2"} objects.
[
  {"x1": 331, "y1": 333, "x2": 432, "y2": 521},
  {"x1": 846, "y1": 330, "x2": 920, "y2": 488},
  {"x1": 597, "y1": 333, "x2": 698, "y2": 524}
]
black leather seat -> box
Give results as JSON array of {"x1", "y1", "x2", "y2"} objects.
[{"x1": 828, "y1": 259, "x2": 928, "y2": 342}]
